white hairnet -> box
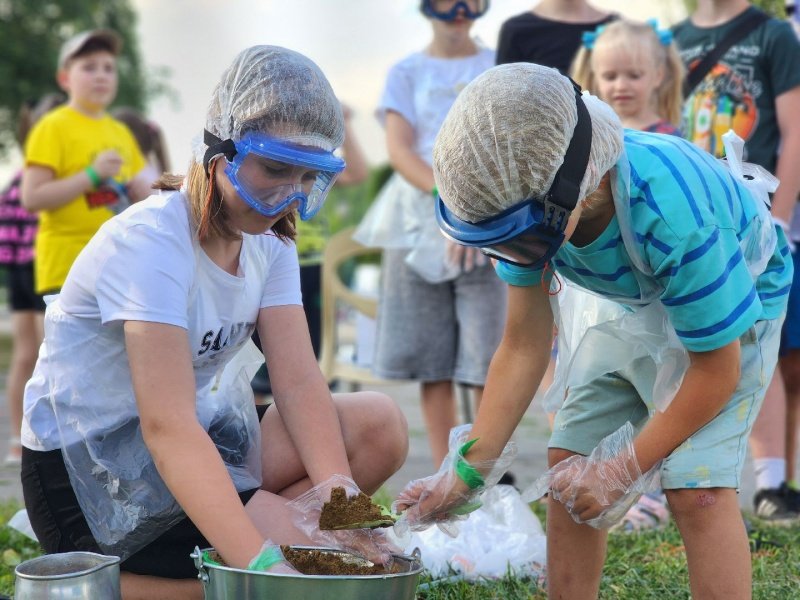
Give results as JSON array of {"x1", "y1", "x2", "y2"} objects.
[
  {"x1": 433, "y1": 63, "x2": 624, "y2": 222},
  {"x1": 195, "y1": 45, "x2": 344, "y2": 161}
]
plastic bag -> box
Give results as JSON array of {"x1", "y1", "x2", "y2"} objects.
[
  {"x1": 398, "y1": 485, "x2": 546, "y2": 580},
  {"x1": 353, "y1": 172, "x2": 460, "y2": 282},
  {"x1": 7, "y1": 509, "x2": 38, "y2": 542},
  {"x1": 353, "y1": 173, "x2": 429, "y2": 249},
  {"x1": 404, "y1": 217, "x2": 461, "y2": 283}
]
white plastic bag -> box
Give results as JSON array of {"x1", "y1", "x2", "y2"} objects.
[
  {"x1": 398, "y1": 485, "x2": 546, "y2": 580},
  {"x1": 7, "y1": 509, "x2": 38, "y2": 542}
]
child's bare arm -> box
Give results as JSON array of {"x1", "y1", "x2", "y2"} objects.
[
  {"x1": 633, "y1": 339, "x2": 741, "y2": 471},
  {"x1": 385, "y1": 111, "x2": 436, "y2": 193},
  {"x1": 21, "y1": 150, "x2": 123, "y2": 212}
]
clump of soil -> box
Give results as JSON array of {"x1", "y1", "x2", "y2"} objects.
[
  {"x1": 281, "y1": 546, "x2": 400, "y2": 576},
  {"x1": 318, "y1": 486, "x2": 394, "y2": 530}
]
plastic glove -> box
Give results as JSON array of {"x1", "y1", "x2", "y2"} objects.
[
  {"x1": 445, "y1": 240, "x2": 487, "y2": 273},
  {"x1": 522, "y1": 422, "x2": 661, "y2": 529},
  {"x1": 248, "y1": 540, "x2": 298, "y2": 574},
  {"x1": 286, "y1": 474, "x2": 400, "y2": 565},
  {"x1": 392, "y1": 424, "x2": 517, "y2": 537}
]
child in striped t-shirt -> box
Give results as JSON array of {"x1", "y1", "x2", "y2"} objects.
[{"x1": 393, "y1": 63, "x2": 791, "y2": 597}]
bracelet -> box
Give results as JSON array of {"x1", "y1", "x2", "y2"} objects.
[
  {"x1": 248, "y1": 546, "x2": 284, "y2": 571},
  {"x1": 85, "y1": 166, "x2": 102, "y2": 189},
  {"x1": 454, "y1": 438, "x2": 485, "y2": 490}
]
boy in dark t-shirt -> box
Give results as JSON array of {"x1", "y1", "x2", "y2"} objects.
[{"x1": 674, "y1": 0, "x2": 800, "y2": 523}]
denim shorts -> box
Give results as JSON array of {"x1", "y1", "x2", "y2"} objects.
[
  {"x1": 372, "y1": 248, "x2": 507, "y2": 385},
  {"x1": 550, "y1": 318, "x2": 782, "y2": 490}
]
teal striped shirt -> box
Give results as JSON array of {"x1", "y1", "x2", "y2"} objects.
[{"x1": 496, "y1": 130, "x2": 792, "y2": 352}]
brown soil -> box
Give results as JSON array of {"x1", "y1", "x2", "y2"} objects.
[
  {"x1": 318, "y1": 486, "x2": 392, "y2": 530},
  {"x1": 281, "y1": 546, "x2": 400, "y2": 576},
  {"x1": 206, "y1": 547, "x2": 402, "y2": 576}
]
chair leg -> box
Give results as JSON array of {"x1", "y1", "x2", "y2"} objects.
[{"x1": 457, "y1": 383, "x2": 473, "y2": 423}]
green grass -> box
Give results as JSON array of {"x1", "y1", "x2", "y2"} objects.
[
  {"x1": 1, "y1": 496, "x2": 799, "y2": 598},
  {"x1": 0, "y1": 500, "x2": 43, "y2": 596}
]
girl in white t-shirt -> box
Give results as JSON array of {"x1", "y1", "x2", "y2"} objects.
[
  {"x1": 355, "y1": 0, "x2": 506, "y2": 468},
  {"x1": 20, "y1": 46, "x2": 408, "y2": 598}
]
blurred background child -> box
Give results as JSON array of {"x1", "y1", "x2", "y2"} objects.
[
  {"x1": 0, "y1": 93, "x2": 64, "y2": 466},
  {"x1": 572, "y1": 19, "x2": 685, "y2": 134},
  {"x1": 356, "y1": 0, "x2": 506, "y2": 467},
  {"x1": 21, "y1": 29, "x2": 149, "y2": 296}
]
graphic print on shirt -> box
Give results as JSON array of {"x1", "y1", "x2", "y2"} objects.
[
  {"x1": 681, "y1": 49, "x2": 760, "y2": 158},
  {"x1": 196, "y1": 320, "x2": 256, "y2": 369}
]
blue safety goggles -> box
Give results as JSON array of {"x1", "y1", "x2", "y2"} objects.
[
  {"x1": 203, "y1": 130, "x2": 345, "y2": 221},
  {"x1": 436, "y1": 80, "x2": 592, "y2": 269},
  {"x1": 421, "y1": 0, "x2": 489, "y2": 21}
]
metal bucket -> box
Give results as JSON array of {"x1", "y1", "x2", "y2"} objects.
[
  {"x1": 15, "y1": 551, "x2": 121, "y2": 600},
  {"x1": 192, "y1": 546, "x2": 423, "y2": 600}
]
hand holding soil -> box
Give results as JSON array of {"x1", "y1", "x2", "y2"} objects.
[{"x1": 319, "y1": 486, "x2": 396, "y2": 530}]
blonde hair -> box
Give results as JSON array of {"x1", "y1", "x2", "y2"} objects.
[{"x1": 571, "y1": 19, "x2": 685, "y2": 128}]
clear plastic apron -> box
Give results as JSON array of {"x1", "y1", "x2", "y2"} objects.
[
  {"x1": 353, "y1": 172, "x2": 460, "y2": 283},
  {"x1": 544, "y1": 131, "x2": 778, "y2": 413},
  {"x1": 46, "y1": 238, "x2": 265, "y2": 560}
]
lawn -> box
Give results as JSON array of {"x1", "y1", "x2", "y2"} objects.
[{"x1": 1, "y1": 497, "x2": 798, "y2": 598}]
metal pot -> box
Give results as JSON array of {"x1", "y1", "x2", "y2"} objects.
[
  {"x1": 192, "y1": 546, "x2": 423, "y2": 600},
  {"x1": 15, "y1": 551, "x2": 121, "y2": 600}
]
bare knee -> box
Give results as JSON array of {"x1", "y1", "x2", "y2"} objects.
[
  {"x1": 665, "y1": 488, "x2": 732, "y2": 524},
  {"x1": 355, "y1": 391, "x2": 409, "y2": 472}
]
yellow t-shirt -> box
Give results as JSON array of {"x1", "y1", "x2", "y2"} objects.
[{"x1": 24, "y1": 105, "x2": 146, "y2": 292}]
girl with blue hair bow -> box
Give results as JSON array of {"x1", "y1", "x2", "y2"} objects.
[{"x1": 572, "y1": 19, "x2": 685, "y2": 135}]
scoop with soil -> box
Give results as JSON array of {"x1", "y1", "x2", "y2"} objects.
[{"x1": 318, "y1": 486, "x2": 396, "y2": 530}]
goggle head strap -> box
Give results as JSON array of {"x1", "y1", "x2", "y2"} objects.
[
  {"x1": 546, "y1": 80, "x2": 593, "y2": 214},
  {"x1": 203, "y1": 130, "x2": 237, "y2": 175}
]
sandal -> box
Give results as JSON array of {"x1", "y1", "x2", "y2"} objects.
[
  {"x1": 4, "y1": 436, "x2": 22, "y2": 467},
  {"x1": 612, "y1": 491, "x2": 671, "y2": 533}
]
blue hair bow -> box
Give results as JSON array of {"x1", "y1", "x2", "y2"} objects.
[
  {"x1": 646, "y1": 18, "x2": 674, "y2": 46},
  {"x1": 581, "y1": 25, "x2": 605, "y2": 50}
]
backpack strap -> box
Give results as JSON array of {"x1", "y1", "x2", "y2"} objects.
[{"x1": 683, "y1": 9, "x2": 770, "y2": 99}]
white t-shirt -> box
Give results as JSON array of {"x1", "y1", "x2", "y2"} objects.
[
  {"x1": 376, "y1": 45, "x2": 495, "y2": 165},
  {"x1": 22, "y1": 191, "x2": 302, "y2": 451}
]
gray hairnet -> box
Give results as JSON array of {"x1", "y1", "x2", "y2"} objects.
[
  {"x1": 196, "y1": 45, "x2": 344, "y2": 160},
  {"x1": 433, "y1": 63, "x2": 624, "y2": 222}
]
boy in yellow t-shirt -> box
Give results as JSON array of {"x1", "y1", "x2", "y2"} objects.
[{"x1": 21, "y1": 29, "x2": 148, "y2": 294}]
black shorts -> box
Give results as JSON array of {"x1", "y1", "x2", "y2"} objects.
[
  {"x1": 21, "y1": 404, "x2": 270, "y2": 579},
  {"x1": 6, "y1": 263, "x2": 45, "y2": 312}
]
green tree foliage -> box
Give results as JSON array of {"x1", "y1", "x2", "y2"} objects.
[
  {"x1": 0, "y1": 0, "x2": 149, "y2": 155},
  {"x1": 683, "y1": 0, "x2": 786, "y2": 18}
]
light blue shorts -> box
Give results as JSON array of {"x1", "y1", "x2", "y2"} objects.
[{"x1": 550, "y1": 318, "x2": 782, "y2": 491}]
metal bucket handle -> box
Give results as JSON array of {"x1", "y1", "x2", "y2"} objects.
[{"x1": 191, "y1": 547, "x2": 209, "y2": 584}]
